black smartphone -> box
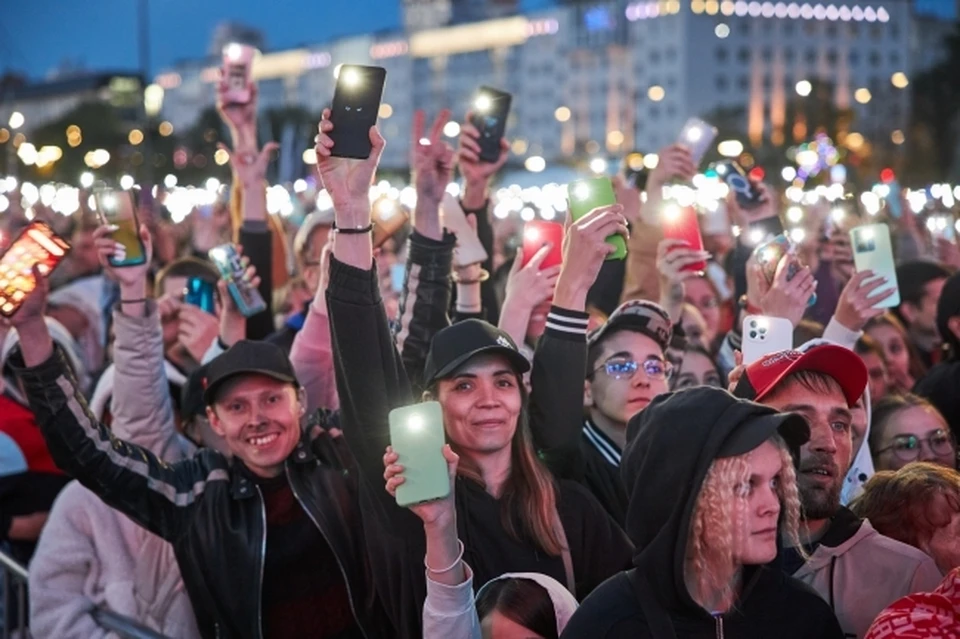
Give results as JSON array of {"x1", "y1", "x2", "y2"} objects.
[
  {"x1": 469, "y1": 86, "x2": 512, "y2": 163},
  {"x1": 184, "y1": 277, "x2": 217, "y2": 314},
  {"x1": 744, "y1": 215, "x2": 786, "y2": 246},
  {"x1": 329, "y1": 65, "x2": 387, "y2": 160},
  {"x1": 714, "y1": 161, "x2": 763, "y2": 210}
]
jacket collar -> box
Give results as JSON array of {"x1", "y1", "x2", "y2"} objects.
[{"x1": 228, "y1": 435, "x2": 318, "y2": 499}]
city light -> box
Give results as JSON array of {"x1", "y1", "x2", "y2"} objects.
[
  {"x1": 80, "y1": 172, "x2": 94, "y2": 189},
  {"x1": 205, "y1": 177, "x2": 221, "y2": 192},
  {"x1": 854, "y1": 88, "x2": 872, "y2": 104},
  {"x1": 715, "y1": 23, "x2": 730, "y2": 38},
  {"x1": 164, "y1": 174, "x2": 178, "y2": 188},
  {"x1": 554, "y1": 106, "x2": 571, "y2": 122},
  {"x1": 144, "y1": 84, "x2": 165, "y2": 117},
  {"x1": 379, "y1": 103, "x2": 394, "y2": 119},
  {"x1": 129, "y1": 129, "x2": 144, "y2": 145},
  {"x1": 158, "y1": 121, "x2": 174, "y2": 137},
  {"x1": 17, "y1": 143, "x2": 38, "y2": 166},
  {"x1": 891, "y1": 72, "x2": 909, "y2": 89},
  {"x1": 214, "y1": 148, "x2": 230, "y2": 165},
  {"x1": 589, "y1": 157, "x2": 608, "y2": 174},
  {"x1": 891, "y1": 130, "x2": 905, "y2": 145},
  {"x1": 443, "y1": 121, "x2": 461, "y2": 138},
  {"x1": 786, "y1": 206, "x2": 803, "y2": 223},
  {"x1": 8, "y1": 112, "x2": 24, "y2": 130},
  {"x1": 120, "y1": 175, "x2": 135, "y2": 190},
  {"x1": 795, "y1": 80, "x2": 812, "y2": 96},
  {"x1": 511, "y1": 139, "x2": 529, "y2": 155},
  {"x1": 717, "y1": 140, "x2": 743, "y2": 157},
  {"x1": 845, "y1": 132, "x2": 865, "y2": 151},
  {"x1": 647, "y1": 85, "x2": 665, "y2": 102},
  {"x1": 782, "y1": 166, "x2": 797, "y2": 182},
  {"x1": 302, "y1": 148, "x2": 317, "y2": 165},
  {"x1": 0, "y1": 129, "x2": 8, "y2": 144},
  {"x1": 606, "y1": 130, "x2": 625, "y2": 147},
  {"x1": 524, "y1": 156, "x2": 546, "y2": 172},
  {"x1": 643, "y1": 153, "x2": 659, "y2": 169}
]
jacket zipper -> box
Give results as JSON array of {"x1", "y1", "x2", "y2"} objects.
[
  {"x1": 254, "y1": 485, "x2": 267, "y2": 639},
  {"x1": 287, "y1": 466, "x2": 368, "y2": 639},
  {"x1": 715, "y1": 615, "x2": 724, "y2": 639}
]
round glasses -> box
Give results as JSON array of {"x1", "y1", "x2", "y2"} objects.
[
  {"x1": 876, "y1": 429, "x2": 955, "y2": 463},
  {"x1": 592, "y1": 356, "x2": 672, "y2": 381}
]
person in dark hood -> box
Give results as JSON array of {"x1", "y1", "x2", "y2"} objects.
[{"x1": 560, "y1": 387, "x2": 843, "y2": 638}]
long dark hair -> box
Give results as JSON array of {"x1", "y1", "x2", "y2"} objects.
[{"x1": 476, "y1": 577, "x2": 558, "y2": 639}]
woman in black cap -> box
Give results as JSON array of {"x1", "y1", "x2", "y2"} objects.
[
  {"x1": 315, "y1": 111, "x2": 632, "y2": 638},
  {"x1": 561, "y1": 386, "x2": 843, "y2": 638}
]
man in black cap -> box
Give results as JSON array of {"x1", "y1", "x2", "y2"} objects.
[
  {"x1": 6, "y1": 276, "x2": 390, "y2": 639},
  {"x1": 577, "y1": 299, "x2": 674, "y2": 524},
  {"x1": 915, "y1": 269, "x2": 960, "y2": 441}
]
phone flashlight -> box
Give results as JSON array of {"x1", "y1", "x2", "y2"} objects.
[
  {"x1": 859, "y1": 227, "x2": 875, "y2": 242},
  {"x1": 662, "y1": 204, "x2": 681, "y2": 221},
  {"x1": 342, "y1": 68, "x2": 361, "y2": 87},
  {"x1": 208, "y1": 246, "x2": 226, "y2": 263},
  {"x1": 830, "y1": 207, "x2": 846, "y2": 224},
  {"x1": 100, "y1": 193, "x2": 116, "y2": 211},
  {"x1": 375, "y1": 198, "x2": 398, "y2": 220},
  {"x1": 572, "y1": 183, "x2": 591, "y2": 201},
  {"x1": 475, "y1": 95, "x2": 492, "y2": 112},
  {"x1": 749, "y1": 229, "x2": 764, "y2": 244},
  {"x1": 407, "y1": 414, "x2": 424, "y2": 432},
  {"x1": 225, "y1": 43, "x2": 243, "y2": 61},
  {"x1": 686, "y1": 127, "x2": 703, "y2": 143},
  {"x1": 524, "y1": 227, "x2": 540, "y2": 242}
]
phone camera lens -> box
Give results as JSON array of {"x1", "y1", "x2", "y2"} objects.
[
  {"x1": 759, "y1": 327, "x2": 767, "y2": 334},
  {"x1": 749, "y1": 331, "x2": 757, "y2": 339},
  {"x1": 749, "y1": 320, "x2": 757, "y2": 328}
]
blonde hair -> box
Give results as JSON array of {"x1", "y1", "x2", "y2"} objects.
[{"x1": 684, "y1": 434, "x2": 803, "y2": 611}]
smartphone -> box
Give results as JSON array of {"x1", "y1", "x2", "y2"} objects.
[
  {"x1": 390, "y1": 263, "x2": 406, "y2": 293},
  {"x1": 469, "y1": 86, "x2": 512, "y2": 163},
  {"x1": 622, "y1": 153, "x2": 648, "y2": 191},
  {"x1": 742, "y1": 315, "x2": 794, "y2": 365},
  {"x1": 208, "y1": 244, "x2": 267, "y2": 317},
  {"x1": 372, "y1": 198, "x2": 409, "y2": 249},
  {"x1": 389, "y1": 401, "x2": 450, "y2": 507},
  {"x1": 441, "y1": 194, "x2": 488, "y2": 267},
  {"x1": 850, "y1": 224, "x2": 901, "y2": 308},
  {"x1": 677, "y1": 118, "x2": 718, "y2": 166},
  {"x1": 661, "y1": 204, "x2": 705, "y2": 272},
  {"x1": 0, "y1": 222, "x2": 71, "y2": 318},
  {"x1": 743, "y1": 215, "x2": 785, "y2": 247},
  {"x1": 568, "y1": 177, "x2": 626, "y2": 261},
  {"x1": 885, "y1": 181, "x2": 902, "y2": 219},
  {"x1": 329, "y1": 64, "x2": 387, "y2": 159},
  {"x1": 521, "y1": 221, "x2": 564, "y2": 269},
  {"x1": 183, "y1": 277, "x2": 217, "y2": 314},
  {"x1": 221, "y1": 43, "x2": 256, "y2": 106},
  {"x1": 754, "y1": 235, "x2": 818, "y2": 306},
  {"x1": 714, "y1": 161, "x2": 762, "y2": 210},
  {"x1": 94, "y1": 188, "x2": 146, "y2": 267}
]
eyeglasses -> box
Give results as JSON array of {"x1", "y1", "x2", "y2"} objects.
[
  {"x1": 876, "y1": 429, "x2": 955, "y2": 462},
  {"x1": 592, "y1": 356, "x2": 672, "y2": 381}
]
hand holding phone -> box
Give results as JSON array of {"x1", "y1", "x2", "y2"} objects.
[
  {"x1": 742, "y1": 315, "x2": 794, "y2": 364},
  {"x1": 183, "y1": 277, "x2": 217, "y2": 314},
  {"x1": 661, "y1": 204, "x2": 706, "y2": 272},
  {"x1": 0, "y1": 222, "x2": 70, "y2": 318},
  {"x1": 677, "y1": 118, "x2": 718, "y2": 166},
  {"x1": 714, "y1": 161, "x2": 762, "y2": 210},
  {"x1": 521, "y1": 221, "x2": 564, "y2": 269},
  {"x1": 388, "y1": 402, "x2": 450, "y2": 507},
  {"x1": 94, "y1": 189, "x2": 147, "y2": 267},
  {"x1": 468, "y1": 86, "x2": 512, "y2": 164},
  {"x1": 754, "y1": 235, "x2": 817, "y2": 306},
  {"x1": 850, "y1": 224, "x2": 900, "y2": 308},
  {"x1": 568, "y1": 177, "x2": 627, "y2": 261},
  {"x1": 329, "y1": 65, "x2": 387, "y2": 160},
  {"x1": 221, "y1": 43, "x2": 257, "y2": 106},
  {"x1": 208, "y1": 244, "x2": 267, "y2": 317},
  {"x1": 441, "y1": 194, "x2": 488, "y2": 267}
]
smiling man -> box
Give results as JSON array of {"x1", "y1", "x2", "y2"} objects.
[
  {"x1": 734, "y1": 344, "x2": 942, "y2": 638},
  {"x1": 580, "y1": 300, "x2": 673, "y2": 525},
  {"x1": 8, "y1": 276, "x2": 390, "y2": 639}
]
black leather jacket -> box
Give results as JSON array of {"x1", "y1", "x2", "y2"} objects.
[{"x1": 9, "y1": 348, "x2": 391, "y2": 639}]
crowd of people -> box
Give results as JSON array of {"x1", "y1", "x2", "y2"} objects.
[{"x1": 2, "y1": 70, "x2": 960, "y2": 639}]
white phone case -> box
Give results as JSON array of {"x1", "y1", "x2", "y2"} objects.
[
  {"x1": 850, "y1": 224, "x2": 900, "y2": 309},
  {"x1": 441, "y1": 193, "x2": 489, "y2": 267},
  {"x1": 677, "y1": 118, "x2": 718, "y2": 166},
  {"x1": 742, "y1": 315, "x2": 794, "y2": 365}
]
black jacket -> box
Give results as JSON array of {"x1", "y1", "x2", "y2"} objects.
[
  {"x1": 561, "y1": 387, "x2": 843, "y2": 639},
  {"x1": 578, "y1": 419, "x2": 629, "y2": 527},
  {"x1": 9, "y1": 349, "x2": 391, "y2": 639},
  {"x1": 326, "y1": 233, "x2": 632, "y2": 639}
]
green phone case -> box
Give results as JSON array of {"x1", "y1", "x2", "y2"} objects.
[
  {"x1": 388, "y1": 402, "x2": 450, "y2": 508},
  {"x1": 567, "y1": 177, "x2": 627, "y2": 260}
]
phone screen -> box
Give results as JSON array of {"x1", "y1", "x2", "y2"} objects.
[
  {"x1": 329, "y1": 64, "x2": 387, "y2": 160},
  {"x1": 388, "y1": 402, "x2": 450, "y2": 507},
  {"x1": 95, "y1": 189, "x2": 146, "y2": 267},
  {"x1": 221, "y1": 43, "x2": 255, "y2": 105},
  {"x1": 469, "y1": 86, "x2": 512, "y2": 163},
  {"x1": 851, "y1": 224, "x2": 900, "y2": 308},
  {"x1": 744, "y1": 215, "x2": 785, "y2": 246},
  {"x1": 183, "y1": 277, "x2": 216, "y2": 314},
  {"x1": 661, "y1": 204, "x2": 705, "y2": 272},
  {"x1": 568, "y1": 177, "x2": 626, "y2": 260},
  {"x1": 0, "y1": 222, "x2": 71, "y2": 317},
  {"x1": 714, "y1": 161, "x2": 762, "y2": 210},
  {"x1": 677, "y1": 118, "x2": 718, "y2": 166},
  {"x1": 521, "y1": 221, "x2": 564, "y2": 269},
  {"x1": 208, "y1": 244, "x2": 267, "y2": 317}
]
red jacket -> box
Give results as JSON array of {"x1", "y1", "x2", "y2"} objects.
[{"x1": 866, "y1": 568, "x2": 960, "y2": 638}]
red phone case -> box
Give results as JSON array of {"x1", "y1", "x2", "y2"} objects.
[
  {"x1": 662, "y1": 206, "x2": 706, "y2": 272},
  {"x1": 521, "y1": 221, "x2": 564, "y2": 269}
]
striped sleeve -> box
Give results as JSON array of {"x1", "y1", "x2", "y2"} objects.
[{"x1": 544, "y1": 306, "x2": 589, "y2": 340}]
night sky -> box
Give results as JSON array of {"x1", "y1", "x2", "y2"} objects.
[{"x1": 2, "y1": 0, "x2": 954, "y2": 80}]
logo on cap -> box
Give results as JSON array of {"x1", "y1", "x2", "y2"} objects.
[
  {"x1": 497, "y1": 335, "x2": 513, "y2": 349},
  {"x1": 760, "y1": 350, "x2": 801, "y2": 367}
]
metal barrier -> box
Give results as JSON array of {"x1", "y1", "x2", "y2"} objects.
[{"x1": 0, "y1": 549, "x2": 171, "y2": 639}]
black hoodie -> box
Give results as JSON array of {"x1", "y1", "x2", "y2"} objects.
[{"x1": 561, "y1": 387, "x2": 844, "y2": 639}]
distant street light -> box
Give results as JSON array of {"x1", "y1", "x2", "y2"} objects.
[
  {"x1": 8, "y1": 112, "x2": 24, "y2": 130},
  {"x1": 795, "y1": 81, "x2": 812, "y2": 97}
]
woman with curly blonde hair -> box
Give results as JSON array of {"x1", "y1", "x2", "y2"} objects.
[{"x1": 562, "y1": 386, "x2": 844, "y2": 638}]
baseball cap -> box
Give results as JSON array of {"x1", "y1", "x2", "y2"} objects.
[
  {"x1": 202, "y1": 340, "x2": 299, "y2": 405},
  {"x1": 937, "y1": 271, "x2": 960, "y2": 354},
  {"x1": 423, "y1": 319, "x2": 531, "y2": 385},
  {"x1": 732, "y1": 344, "x2": 867, "y2": 407},
  {"x1": 587, "y1": 300, "x2": 673, "y2": 354}
]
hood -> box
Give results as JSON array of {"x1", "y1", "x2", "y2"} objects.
[
  {"x1": 621, "y1": 386, "x2": 808, "y2": 617},
  {"x1": 797, "y1": 338, "x2": 874, "y2": 504},
  {"x1": 477, "y1": 572, "x2": 579, "y2": 635},
  {"x1": 90, "y1": 360, "x2": 188, "y2": 421},
  {"x1": 2, "y1": 317, "x2": 91, "y2": 400},
  {"x1": 47, "y1": 274, "x2": 107, "y2": 371}
]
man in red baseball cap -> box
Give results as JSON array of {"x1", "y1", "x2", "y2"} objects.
[{"x1": 733, "y1": 343, "x2": 942, "y2": 638}]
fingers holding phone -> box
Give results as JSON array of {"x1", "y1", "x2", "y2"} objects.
[
  {"x1": 93, "y1": 223, "x2": 153, "y2": 288},
  {"x1": 315, "y1": 107, "x2": 385, "y2": 220},
  {"x1": 834, "y1": 269, "x2": 894, "y2": 331}
]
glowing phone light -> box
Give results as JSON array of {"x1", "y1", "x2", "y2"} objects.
[
  {"x1": 475, "y1": 95, "x2": 492, "y2": 112},
  {"x1": 342, "y1": 68, "x2": 360, "y2": 87}
]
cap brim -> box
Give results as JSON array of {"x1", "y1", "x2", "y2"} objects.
[
  {"x1": 754, "y1": 344, "x2": 867, "y2": 407},
  {"x1": 717, "y1": 411, "x2": 810, "y2": 459},
  {"x1": 430, "y1": 345, "x2": 531, "y2": 384},
  {"x1": 203, "y1": 369, "x2": 298, "y2": 405}
]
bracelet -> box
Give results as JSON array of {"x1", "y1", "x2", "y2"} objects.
[
  {"x1": 452, "y1": 268, "x2": 490, "y2": 285},
  {"x1": 120, "y1": 298, "x2": 147, "y2": 304},
  {"x1": 333, "y1": 222, "x2": 374, "y2": 235},
  {"x1": 425, "y1": 539, "x2": 465, "y2": 574}
]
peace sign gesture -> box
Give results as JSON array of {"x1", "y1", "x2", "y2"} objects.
[{"x1": 411, "y1": 109, "x2": 456, "y2": 240}]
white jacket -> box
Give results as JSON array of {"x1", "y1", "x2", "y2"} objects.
[
  {"x1": 28, "y1": 303, "x2": 201, "y2": 639},
  {"x1": 793, "y1": 511, "x2": 943, "y2": 639}
]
